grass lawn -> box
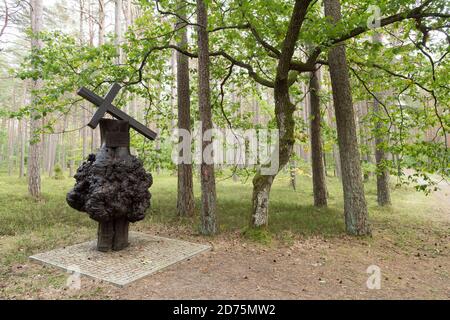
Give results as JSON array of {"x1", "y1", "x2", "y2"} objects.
[{"x1": 0, "y1": 170, "x2": 448, "y2": 299}]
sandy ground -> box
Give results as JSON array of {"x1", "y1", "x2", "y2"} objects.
[{"x1": 4, "y1": 186, "x2": 450, "y2": 300}]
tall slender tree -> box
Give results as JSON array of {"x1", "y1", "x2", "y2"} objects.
[
  {"x1": 19, "y1": 83, "x2": 27, "y2": 178},
  {"x1": 79, "y1": 0, "x2": 87, "y2": 160},
  {"x1": 324, "y1": 0, "x2": 370, "y2": 235},
  {"x1": 309, "y1": 68, "x2": 327, "y2": 206},
  {"x1": 326, "y1": 96, "x2": 342, "y2": 179},
  {"x1": 372, "y1": 33, "x2": 391, "y2": 206},
  {"x1": 28, "y1": 0, "x2": 43, "y2": 198},
  {"x1": 176, "y1": 3, "x2": 195, "y2": 217},
  {"x1": 196, "y1": 0, "x2": 217, "y2": 234},
  {"x1": 115, "y1": 0, "x2": 122, "y2": 64},
  {"x1": 98, "y1": 0, "x2": 105, "y2": 45}
]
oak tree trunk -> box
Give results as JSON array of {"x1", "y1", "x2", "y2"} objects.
[
  {"x1": 251, "y1": 0, "x2": 310, "y2": 227},
  {"x1": 324, "y1": 0, "x2": 370, "y2": 235}
]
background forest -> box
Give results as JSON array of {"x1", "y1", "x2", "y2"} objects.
[{"x1": 0, "y1": 0, "x2": 448, "y2": 299}]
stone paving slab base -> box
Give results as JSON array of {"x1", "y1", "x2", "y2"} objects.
[{"x1": 30, "y1": 231, "x2": 211, "y2": 287}]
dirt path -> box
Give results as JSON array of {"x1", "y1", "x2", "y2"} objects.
[{"x1": 98, "y1": 234, "x2": 449, "y2": 300}]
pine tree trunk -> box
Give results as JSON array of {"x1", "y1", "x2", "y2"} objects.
[
  {"x1": 322, "y1": 141, "x2": 328, "y2": 177},
  {"x1": 326, "y1": 99, "x2": 342, "y2": 179},
  {"x1": 8, "y1": 85, "x2": 18, "y2": 176},
  {"x1": 196, "y1": 0, "x2": 217, "y2": 234},
  {"x1": 41, "y1": 118, "x2": 47, "y2": 173},
  {"x1": 309, "y1": 68, "x2": 327, "y2": 206},
  {"x1": 374, "y1": 97, "x2": 391, "y2": 206},
  {"x1": 124, "y1": 0, "x2": 132, "y2": 31},
  {"x1": 93, "y1": 0, "x2": 105, "y2": 151},
  {"x1": 82, "y1": 108, "x2": 87, "y2": 159},
  {"x1": 0, "y1": 118, "x2": 6, "y2": 165},
  {"x1": 358, "y1": 102, "x2": 371, "y2": 181},
  {"x1": 20, "y1": 86, "x2": 28, "y2": 177},
  {"x1": 324, "y1": 0, "x2": 370, "y2": 236},
  {"x1": 61, "y1": 115, "x2": 67, "y2": 172},
  {"x1": 79, "y1": 0, "x2": 84, "y2": 44},
  {"x1": 372, "y1": 34, "x2": 391, "y2": 206},
  {"x1": 302, "y1": 82, "x2": 310, "y2": 162},
  {"x1": 114, "y1": 0, "x2": 122, "y2": 64},
  {"x1": 98, "y1": 0, "x2": 105, "y2": 45},
  {"x1": 364, "y1": 101, "x2": 375, "y2": 169},
  {"x1": 69, "y1": 112, "x2": 76, "y2": 177},
  {"x1": 176, "y1": 4, "x2": 195, "y2": 217},
  {"x1": 289, "y1": 160, "x2": 297, "y2": 190},
  {"x1": 28, "y1": 0, "x2": 43, "y2": 198},
  {"x1": 19, "y1": 118, "x2": 25, "y2": 178},
  {"x1": 47, "y1": 134, "x2": 52, "y2": 176},
  {"x1": 7, "y1": 118, "x2": 13, "y2": 176},
  {"x1": 88, "y1": 0, "x2": 95, "y2": 45}
]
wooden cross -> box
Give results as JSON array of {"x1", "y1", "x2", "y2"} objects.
[{"x1": 77, "y1": 83, "x2": 157, "y2": 140}]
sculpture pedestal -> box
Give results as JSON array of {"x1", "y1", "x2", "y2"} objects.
[
  {"x1": 30, "y1": 232, "x2": 211, "y2": 287},
  {"x1": 97, "y1": 218, "x2": 129, "y2": 252}
]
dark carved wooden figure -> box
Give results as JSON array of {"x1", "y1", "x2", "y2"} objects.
[{"x1": 66, "y1": 84, "x2": 156, "y2": 252}]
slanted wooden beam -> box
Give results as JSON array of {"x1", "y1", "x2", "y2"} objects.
[{"x1": 77, "y1": 85, "x2": 157, "y2": 140}]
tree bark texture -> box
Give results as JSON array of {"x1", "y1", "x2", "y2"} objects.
[
  {"x1": 176, "y1": 5, "x2": 195, "y2": 217},
  {"x1": 324, "y1": 0, "x2": 370, "y2": 236},
  {"x1": 197, "y1": 0, "x2": 217, "y2": 234},
  {"x1": 28, "y1": 0, "x2": 43, "y2": 198},
  {"x1": 309, "y1": 68, "x2": 327, "y2": 206},
  {"x1": 251, "y1": 0, "x2": 312, "y2": 227},
  {"x1": 372, "y1": 32, "x2": 391, "y2": 206}
]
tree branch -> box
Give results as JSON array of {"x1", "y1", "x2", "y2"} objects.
[
  {"x1": 126, "y1": 44, "x2": 274, "y2": 87},
  {"x1": 247, "y1": 22, "x2": 281, "y2": 57},
  {"x1": 0, "y1": 0, "x2": 9, "y2": 38},
  {"x1": 305, "y1": 0, "x2": 446, "y2": 70}
]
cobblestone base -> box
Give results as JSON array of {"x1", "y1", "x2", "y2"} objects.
[{"x1": 30, "y1": 232, "x2": 211, "y2": 287}]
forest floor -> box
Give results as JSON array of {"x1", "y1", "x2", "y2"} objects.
[{"x1": 0, "y1": 171, "x2": 449, "y2": 299}]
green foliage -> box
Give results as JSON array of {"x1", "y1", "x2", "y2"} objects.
[
  {"x1": 242, "y1": 227, "x2": 273, "y2": 245},
  {"x1": 53, "y1": 164, "x2": 64, "y2": 180},
  {"x1": 3, "y1": 0, "x2": 447, "y2": 193}
]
